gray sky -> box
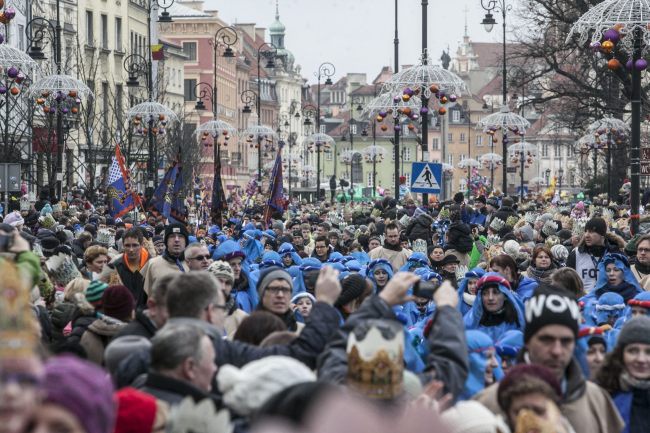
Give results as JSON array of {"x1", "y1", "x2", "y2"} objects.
[{"x1": 206, "y1": 0, "x2": 502, "y2": 84}]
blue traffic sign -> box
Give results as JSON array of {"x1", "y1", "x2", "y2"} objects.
[{"x1": 410, "y1": 162, "x2": 442, "y2": 194}]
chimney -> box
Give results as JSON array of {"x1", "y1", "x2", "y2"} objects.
[{"x1": 255, "y1": 27, "x2": 266, "y2": 42}]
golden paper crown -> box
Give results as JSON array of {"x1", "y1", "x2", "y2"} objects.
[
  {"x1": 0, "y1": 260, "x2": 38, "y2": 359},
  {"x1": 346, "y1": 320, "x2": 404, "y2": 400}
]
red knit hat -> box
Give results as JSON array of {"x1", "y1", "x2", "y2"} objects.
[
  {"x1": 102, "y1": 285, "x2": 135, "y2": 322},
  {"x1": 114, "y1": 388, "x2": 157, "y2": 433}
]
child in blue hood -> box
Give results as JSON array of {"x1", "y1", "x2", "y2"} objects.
[
  {"x1": 460, "y1": 330, "x2": 503, "y2": 400},
  {"x1": 292, "y1": 258, "x2": 322, "y2": 296},
  {"x1": 212, "y1": 240, "x2": 257, "y2": 312},
  {"x1": 366, "y1": 258, "x2": 393, "y2": 293},
  {"x1": 457, "y1": 268, "x2": 486, "y2": 316},
  {"x1": 463, "y1": 272, "x2": 525, "y2": 342},
  {"x1": 494, "y1": 329, "x2": 523, "y2": 375},
  {"x1": 398, "y1": 252, "x2": 430, "y2": 273},
  {"x1": 584, "y1": 292, "x2": 627, "y2": 328},
  {"x1": 278, "y1": 242, "x2": 303, "y2": 275},
  {"x1": 616, "y1": 291, "x2": 650, "y2": 329},
  {"x1": 241, "y1": 229, "x2": 264, "y2": 265}
]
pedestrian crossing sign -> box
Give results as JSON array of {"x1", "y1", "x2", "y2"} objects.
[{"x1": 410, "y1": 162, "x2": 442, "y2": 194}]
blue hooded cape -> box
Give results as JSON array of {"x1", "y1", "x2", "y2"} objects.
[
  {"x1": 367, "y1": 258, "x2": 394, "y2": 293},
  {"x1": 278, "y1": 242, "x2": 303, "y2": 267},
  {"x1": 495, "y1": 329, "x2": 523, "y2": 364},
  {"x1": 614, "y1": 291, "x2": 650, "y2": 329},
  {"x1": 457, "y1": 268, "x2": 486, "y2": 316},
  {"x1": 460, "y1": 330, "x2": 504, "y2": 400},
  {"x1": 242, "y1": 229, "x2": 264, "y2": 265},
  {"x1": 584, "y1": 292, "x2": 626, "y2": 327},
  {"x1": 398, "y1": 252, "x2": 430, "y2": 273},
  {"x1": 463, "y1": 272, "x2": 525, "y2": 342},
  {"x1": 292, "y1": 258, "x2": 322, "y2": 296},
  {"x1": 403, "y1": 271, "x2": 441, "y2": 327},
  {"x1": 351, "y1": 251, "x2": 370, "y2": 265}
]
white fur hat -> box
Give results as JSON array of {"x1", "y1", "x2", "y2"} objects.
[
  {"x1": 441, "y1": 401, "x2": 510, "y2": 433},
  {"x1": 217, "y1": 355, "x2": 315, "y2": 416}
]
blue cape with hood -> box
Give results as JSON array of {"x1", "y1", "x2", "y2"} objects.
[
  {"x1": 398, "y1": 252, "x2": 430, "y2": 273},
  {"x1": 460, "y1": 330, "x2": 504, "y2": 400},
  {"x1": 351, "y1": 251, "x2": 370, "y2": 265},
  {"x1": 584, "y1": 292, "x2": 626, "y2": 327},
  {"x1": 211, "y1": 239, "x2": 258, "y2": 312},
  {"x1": 403, "y1": 271, "x2": 441, "y2": 327},
  {"x1": 278, "y1": 242, "x2": 303, "y2": 270},
  {"x1": 457, "y1": 268, "x2": 486, "y2": 316},
  {"x1": 495, "y1": 329, "x2": 523, "y2": 364},
  {"x1": 367, "y1": 258, "x2": 394, "y2": 293},
  {"x1": 242, "y1": 229, "x2": 264, "y2": 265},
  {"x1": 292, "y1": 258, "x2": 322, "y2": 297},
  {"x1": 583, "y1": 253, "x2": 642, "y2": 305},
  {"x1": 463, "y1": 272, "x2": 525, "y2": 342},
  {"x1": 614, "y1": 291, "x2": 650, "y2": 329}
]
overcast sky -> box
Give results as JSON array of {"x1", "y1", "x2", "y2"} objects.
[{"x1": 205, "y1": 0, "x2": 504, "y2": 84}]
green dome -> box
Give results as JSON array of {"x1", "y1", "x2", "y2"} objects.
[{"x1": 270, "y1": 17, "x2": 285, "y2": 34}]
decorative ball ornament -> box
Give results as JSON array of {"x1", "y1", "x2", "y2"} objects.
[
  {"x1": 9, "y1": 86, "x2": 19, "y2": 96},
  {"x1": 68, "y1": 90, "x2": 77, "y2": 98},
  {"x1": 636, "y1": 59, "x2": 648, "y2": 71},
  {"x1": 6, "y1": 66, "x2": 18, "y2": 79},
  {"x1": 420, "y1": 107, "x2": 429, "y2": 115},
  {"x1": 608, "y1": 58, "x2": 622, "y2": 70},
  {"x1": 438, "y1": 107, "x2": 447, "y2": 115},
  {"x1": 603, "y1": 28, "x2": 620, "y2": 43},
  {"x1": 401, "y1": 94, "x2": 410, "y2": 102},
  {"x1": 626, "y1": 59, "x2": 634, "y2": 70},
  {"x1": 0, "y1": 85, "x2": 6, "y2": 94},
  {"x1": 429, "y1": 84, "x2": 439, "y2": 94},
  {"x1": 380, "y1": 125, "x2": 388, "y2": 131},
  {"x1": 601, "y1": 40, "x2": 614, "y2": 52},
  {"x1": 449, "y1": 94, "x2": 457, "y2": 102},
  {"x1": 590, "y1": 41, "x2": 601, "y2": 52},
  {"x1": 0, "y1": 34, "x2": 4, "y2": 45},
  {"x1": 3, "y1": 6, "x2": 15, "y2": 20}
]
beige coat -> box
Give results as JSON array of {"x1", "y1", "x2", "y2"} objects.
[
  {"x1": 630, "y1": 264, "x2": 650, "y2": 291},
  {"x1": 368, "y1": 246, "x2": 412, "y2": 272},
  {"x1": 141, "y1": 255, "x2": 189, "y2": 298},
  {"x1": 224, "y1": 309, "x2": 248, "y2": 339},
  {"x1": 80, "y1": 316, "x2": 126, "y2": 366},
  {"x1": 474, "y1": 359, "x2": 624, "y2": 433}
]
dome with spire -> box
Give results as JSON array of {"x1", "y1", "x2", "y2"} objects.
[{"x1": 269, "y1": 0, "x2": 286, "y2": 35}]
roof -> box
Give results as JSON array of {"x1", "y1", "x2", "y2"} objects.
[{"x1": 164, "y1": 2, "x2": 212, "y2": 18}]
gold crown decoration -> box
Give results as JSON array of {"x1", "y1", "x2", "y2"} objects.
[
  {"x1": 20, "y1": 195, "x2": 31, "y2": 212},
  {"x1": 542, "y1": 220, "x2": 558, "y2": 237},
  {"x1": 560, "y1": 215, "x2": 573, "y2": 231},
  {"x1": 544, "y1": 235, "x2": 561, "y2": 249},
  {"x1": 572, "y1": 219, "x2": 587, "y2": 237},
  {"x1": 45, "y1": 253, "x2": 82, "y2": 287},
  {"x1": 601, "y1": 208, "x2": 614, "y2": 224},
  {"x1": 398, "y1": 214, "x2": 411, "y2": 228},
  {"x1": 346, "y1": 320, "x2": 404, "y2": 400},
  {"x1": 438, "y1": 208, "x2": 451, "y2": 220},
  {"x1": 0, "y1": 260, "x2": 38, "y2": 359},
  {"x1": 412, "y1": 239, "x2": 428, "y2": 255},
  {"x1": 505, "y1": 215, "x2": 520, "y2": 228},
  {"x1": 484, "y1": 243, "x2": 504, "y2": 261},
  {"x1": 97, "y1": 228, "x2": 116, "y2": 248},
  {"x1": 51, "y1": 203, "x2": 63, "y2": 213},
  {"x1": 489, "y1": 217, "x2": 506, "y2": 233},
  {"x1": 524, "y1": 212, "x2": 539, "y2": 225},
  {"x1": 168, "y1": 397, "x2": 232, "y2": 433},
  {"x1": 39, "y1": 213, "x2": 56, "y2": 229}
]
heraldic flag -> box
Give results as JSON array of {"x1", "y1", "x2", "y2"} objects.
[
  {"x1": 150, "y1": 157, "x2": 187, "y2": 224},
  {"x1": 107, "y1": 144, "x2": 140, "y2": 218},
  {"x1": 263, "y1": 143, "x2": 286, "y2": 225}
]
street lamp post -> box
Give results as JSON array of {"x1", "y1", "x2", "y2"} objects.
[
  {"x1": 481, "y1": 0, "x2": 511, "y2": 194},
  {"x1": 255, "y1": 43, "x2": 277, "y2": 183},
  {"x1": 315, "y1": 62, "x2": 335, "y2": 201},
  {"x1": 558, "y1": 167, "x2": 564, "y2": 196},
  {"x1": 349, "y1": 96, "x2": 363, "y2": 201}
]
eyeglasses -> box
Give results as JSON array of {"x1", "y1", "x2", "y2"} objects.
[
  {"x1": 190, "y1": 254, "x2": 211, "y2": 261},
  {"x1": 266, "y1": 286, "x2": 291, "y2": 295},
  {"x1": 638, "y1": 247, "x2": 650, "y2": 253},
  {"x1": 315, "y1": 244, "x2": 327, "y2": 249}
]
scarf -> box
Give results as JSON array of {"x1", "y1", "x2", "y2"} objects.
[
  {"x1": 382, "y1": 242, "x2": 403, "y2": 252},
  {"x1": 595, "y1": 281, "x2": 639, "y2": 303},
  {"x1": 225, "y1": 292, "x2": 237, "y2": 316},
  {"x1": 124, "y1": 248, "x2": 149, "y2": 273},
  {"x1": 620, "y1": 370, "x2": 650, "y2": 391},
  {"x1": 162, "y1": 250, "x2": 186, "y2": 272},
  {"x1": 635, "y1": 261, "x2": 650, "y2": 276},
  {"x1": 258, "y1": 305, "x2": 299, "y2": 332},
  {"x1": 527, "y1": 264, "x2": 554, "y2": 284},
  {"x1": 463, "y1": 292, "x2": 476, "y2": 306}
]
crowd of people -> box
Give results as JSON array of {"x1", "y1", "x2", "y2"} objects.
[{"x1": 1, "y1": 188, "x2": 650, "y2": 433}]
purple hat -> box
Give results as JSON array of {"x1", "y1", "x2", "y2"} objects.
[{"x1": 43, "y1": 355, "x2": 116, "y2": 433}]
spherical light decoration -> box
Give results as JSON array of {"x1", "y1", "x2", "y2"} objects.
[
  {"x1": 429, "y1": 84, "x2": 439, "y2": 94},
  {"x1": 438, "y1": 107, "x2": 447, "y2": 115},
  {"x1": 603, "y1": 28, "x2": 620, "y2": 43},
  {"x1": 380, "y1": 125, "x2": 388, "y2": 131},
  {"x1": 420, "y1": 106, "x2": 429, "y2": 115},
  {"x1": 590, "y1": 41, "x2": 601, "y2": 52},
  {"x1": 608, "y1": 58, "x2": 622, "y2": 70},
  {"x1": 4, "y1": 7, "x2": 15, "y2": 20},
  {"x1": 0, "y1": 85, "x2": 7, "y2": 94},
  {"x1": 601, "y1": 40, "x2": 614, "y2": 52},
  {"x1": 6, "y1": 66, "x2": 18, "y2": 78},
  {"x1": 636, "y1": 58, "x2": 648, "y2": 71},
  {"x1": 626, "y1": 59, "x2": 634, "y2": 69},
  {"x1": 449, "y1": 94, "x2": 457, "y2": 102},
  {"x1": 9, "y1": 86, "x2": 18, "y2": 95},
  {"x1": 401, "y1": 94, "x2": 410, "y2": 102}
]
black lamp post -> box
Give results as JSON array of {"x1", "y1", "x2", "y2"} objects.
[
  {"x1": 558, "y1": 167, "x2": 564, "y2": 196},
  {"x1": 481, "y1": 0, "x2": 511, "y2": 195},
  {"x1": 348, "y1": 96, "x2": 363, "y2": 200},
  {"x1": 254, "y1": 42, "x2": 277, "y2": 183},
  {"x1": 121, "y1": 0, "x2": 175, "y2": 197},
  {"x1": 545, "y1": 168, "x2": 551, "y2": 186},
  {"x1": 315, "y1": 62, "x2": 335, "y2": 201}
]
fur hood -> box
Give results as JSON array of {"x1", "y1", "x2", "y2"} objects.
[{"x1": 577, "y1": 232, "x2": 625, "y2": 251}]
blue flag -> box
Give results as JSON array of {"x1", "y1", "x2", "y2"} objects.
[
  {"x1": 151, "y1": 159, "x2": 187, "y2": 223},
  {"x1": 106, "y1": 144, "x2": 139, "y2": 218}
]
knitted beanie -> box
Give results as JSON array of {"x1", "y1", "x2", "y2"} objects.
[
  {"x1": 208, "y1": 260, "x2": 234, "y2": 284},
  {"x1": 585, "y1": 217, "x2": 607, "y2": 237},
  {"x1": 256, "y1": 267, "x2": 293, "y2": 297},
  {"x1": 43, "y1": 355, "x2": 116, "y2": 433},
  {"x1": 86, "y1": 280, "x2": 108, "y2": 307},
  {"x1": 616, "y1": 316, "x2": 650, "y2": 349},
  {"x1": 164, "y1": 223, "x2": 189, "y2": 245},
  {"x1": 440, "y1": 401, "x2": 509, "y2": 433},
  {"x1": 217, "y1": 355, "x2": 316, "y2": 416},
  {"x1": 336, "y1": 273, "x2": 367, "y2": 308},
  {"x1": 101, "y1": 285, "x2": 135, "y2": 322},
  {"x1": 496, "y1": 364, "x2": 561, "y2": 413},
  {"x1": 524, "y1": 288, "x2": 581, "y2": 342},
  {"x1": 114, "y1": 387, "x2": 157, "y2": 433}
]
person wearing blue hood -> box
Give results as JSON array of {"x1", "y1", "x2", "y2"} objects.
[
  {"x1": 584, "y1": 292, "x2": 627, "y2": 329},
  {"x1": 494, "y1": 329, "x2": 523, "y2": 375},
  {"x1": 213, "y1": 240, "x2": 257, "y2": 313},
  {"x1": 576, "y1": 326, "x2": 608, "y2": 381},
  {"x1": 583, "y1": 253, "x2": 642, "y2": 305},
  {"x1": 463, "y1": 272, "x2": 525, "y2": 342},
  {"x1": 279, "y1": 242, "x2": 303, "y2": 268},
  {"x1": 457, "y1": 268, "x2": 486, "y2": 316},
  {"x1": 366, "y1": 258, "x2": 393, "y2": 293},
  {"x1": 241, "y1": 229, "x2": 264, "y2": 265},
  {"x1": 459, "y1": 330, "x2": 502, "y2": 400},
  {"x1": 397, "y1": 252, "x2": 430, "y2": 273},
  {"x1": 403, "y1": 271, "x2": 441, "y2": 327},
  {"x1": 292, "y1": 258, "x2": 322, "y2": 296}
]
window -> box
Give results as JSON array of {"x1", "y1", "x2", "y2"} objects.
[
  {"x1": 115, "y1": 18, "x2": 123, "y2": 51},
  {"x1": 116, "y1": 85, "x2": 123, "y2": 126},
  {"x1": 554, "y1": 143, "x2": 561, "y2": 158},
  {"x1": 184, "y1": 79, "x2": 197, "y2": 101},
  {"x1": 460, "y1": 132, "x2": 466, "y2": 143},
  {"x1": 102, "y1": 82, "x2": 109, "y2": 142},
  {"x1": 319, "y1": 125, "x2": 326, "y2": 134},
  {"x1": 475, "y1": 135, "x2": 483, "y2": 146},
  {"x1": 86, "y1": 11, "x2": 94, "y2": 45},
  {"x1": 404, "y1": 147, "x2": 411, "y2": 161},
  {"x1": 542, "y1": 143, "x2": 549, "y2": 157},
  {"x1": 326, "y1": 150, "x2": 332, "y2": 161},
  {"x1": 431, "y1": 138, "x2": 440, "y2": 150},
  {"x1": 18, "y1": 24, "x2": 24, "y2": 50},
  {"x1": 182, "y1": 42, "x2": 197, "y2": 61},
  {"x1": 452, "y1": 110, "x2": 460, "y2": 122},
  {"x1": 447, "y1": 133, "x2": 453, "y2": 143},
  {"x1": 101, "y1": 14, "x2": 108, "y2": 49},
  {"x1": 447, "y1": 154, "x2": 454, "y2": 165}
]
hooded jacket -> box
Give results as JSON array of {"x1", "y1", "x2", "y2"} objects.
[
  {"x1": 80, "y1": 315, "x2": 127, "y2": 365},
  {"x1": 457, "y1": 268, "x2": 486, "y2": 316},
  {"x1": 405, "y1": 212, "x2": 434, "y2": 245},
  {"x1": 446, "y1": 221, "x2": 474, "y2": 254},
  {"x1": 317, "y1": 296, "x2": 469, "y2": 399},
  {"x1": 567, "y1": 232, "x2": 624, "y2": 292},
  {"x1": 474, "y1": 357, "x2": 625, "y2": 433},
  {"x1": 463, "y1": 273, "x2": 525, "y2": 342},
  {"x1": 460, "y1": 330, "x2": 504, "y2": 401}
]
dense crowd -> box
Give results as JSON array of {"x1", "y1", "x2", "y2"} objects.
[{"x1": 2, "y1": 188, "x2": 650, "y2": 433}]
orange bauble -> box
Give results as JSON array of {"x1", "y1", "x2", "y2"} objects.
[
  {"x1": 608, "y1": 58, "x2": 621, "y2": 70},
  {"x1": 380, "y1": 125, "x2": 388, "y2": 131},
  {"x1": 10, "y1": 87, "x2": 19, "y2": 95}
]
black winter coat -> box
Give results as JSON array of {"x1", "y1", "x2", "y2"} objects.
[
  {"x1": 492, "y1": 206, "x2": 518, "y2": 225},
  {"x1": 115, "y1": 309, "x2": 157, "y2": 340},
  {"x1": 405, "y1": 213, "x2": 434, "y2": 244},
  {"x1": 110, "y1": 256, "x2": 148, "y2": 310},
  {"x1": 446, "y1": 222, "x2": 474, "y2": 254},
  {"x1": 50, "y1": 302, "x2": 78, "y2": 344}
]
